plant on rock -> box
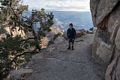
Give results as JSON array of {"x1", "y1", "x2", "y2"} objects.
[{"x1": 0, "y1": 0, "x2": 54, "y2": 79}]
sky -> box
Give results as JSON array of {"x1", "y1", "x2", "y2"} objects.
[{"x1": 22, "y1": 0, "x2": 90, "y2": 11}]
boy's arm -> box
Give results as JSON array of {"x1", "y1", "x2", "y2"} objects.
[
  {"x1": 73, "y1": 28, "x2": 76, "y2": 39},
  {"x1": 67, "y1": 29, "x2": 70, "y2": 38},
  {"x1": 74, "y1": 28, "x2": 76, "y2": 36}
]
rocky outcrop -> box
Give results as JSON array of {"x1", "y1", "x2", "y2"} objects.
[
  {"x1": 90, "y1": 0, "x2": 120, "y2": 80},
  {"x1": 40, "y1": 22, "x2": 64, "y2": 49},
  {"x1": 76, "y1": 29, "x2": 87, "y2": 38}
]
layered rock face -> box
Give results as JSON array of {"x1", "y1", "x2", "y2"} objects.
[{"x1": 90, "y1": 0, "x2": 120, "y2": 80}]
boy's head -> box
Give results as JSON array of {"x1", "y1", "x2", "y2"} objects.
[{"x1": 69, "y1": 23, "x2": 73, "y2": 28}]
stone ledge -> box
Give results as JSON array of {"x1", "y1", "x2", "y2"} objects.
[{"x1": 10, "y1": 68, "x2": 33, "y2": 80}]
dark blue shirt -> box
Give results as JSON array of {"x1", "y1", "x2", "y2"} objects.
[{"x1": 67, "y1": 28, "x2": 76, "y2": 39}]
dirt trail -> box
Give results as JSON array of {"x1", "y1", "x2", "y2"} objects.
[{"x1": 26, "y1": 34, "x2": 104, "y2": 80}]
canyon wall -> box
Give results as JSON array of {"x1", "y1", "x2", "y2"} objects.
[{"x1": 90, "y1": 0, "x2": 120, "y2": 80}]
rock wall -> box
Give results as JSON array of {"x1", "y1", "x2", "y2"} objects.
[{"x1": 90, "y1": 0, "x2": 120, "y2": 80}]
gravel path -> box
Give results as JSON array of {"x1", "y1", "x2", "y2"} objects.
[{"x1": 26, "y1": 34, "x2": 104, "y2": 80}]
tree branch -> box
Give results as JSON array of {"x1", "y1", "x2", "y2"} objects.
[{"x1": 9, "y1": 50, "x2": 39, "y2": 65}]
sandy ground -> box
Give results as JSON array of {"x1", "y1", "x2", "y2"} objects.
[{"x1": 26, "y1": 34, "x2": 105, "y2": 80}]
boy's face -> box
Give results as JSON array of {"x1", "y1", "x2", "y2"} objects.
[{"x1": 69, "y1": 25, "x2": 73, "y2": 29}]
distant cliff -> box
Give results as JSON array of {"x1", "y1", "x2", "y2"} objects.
[{"x1": 90, "y1": 0, "x2": 120, "y2": 80}]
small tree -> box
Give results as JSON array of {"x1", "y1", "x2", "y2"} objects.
[
  {"x1": 0, "y1": 0, "x2": 54, "y2": 79},
  {"x1": 0, "y1": 0, "x2": 52, "y2": 79}
]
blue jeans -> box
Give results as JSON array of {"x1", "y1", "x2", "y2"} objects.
[{"x1": 68, "y1": 38, "x2": 75, "y2": 49}]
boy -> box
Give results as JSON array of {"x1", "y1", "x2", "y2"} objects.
[{"x1": 67, "y1": 23, "x2": 76, "y2": 50}]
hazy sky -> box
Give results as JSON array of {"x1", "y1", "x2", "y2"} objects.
[{"x1": 22, "y1": 0, "x2": 90, "y2": 11}]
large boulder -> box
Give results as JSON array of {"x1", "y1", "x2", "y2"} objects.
[
  {"x1": 96, "y1": 41, "x2": 112, "y2": 64},
  {"x1": 90, "y1": 0, "x2": 120, "y2": 80}
]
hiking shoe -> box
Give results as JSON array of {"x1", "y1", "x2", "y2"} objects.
[
  {"x1": 72, "y1": 46, "x2": 74, "y2": 50},
  {"x1": 67, "y1": 47, "x2": 70, "y2": 50}
]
